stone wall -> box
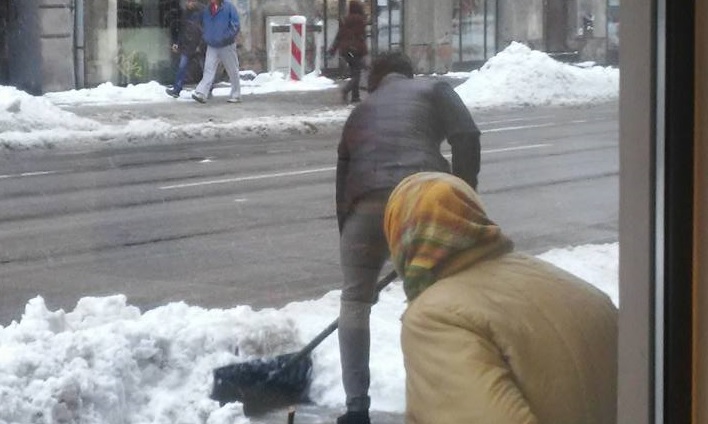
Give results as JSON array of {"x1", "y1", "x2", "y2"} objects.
[
  {"x1": 84, "y1": 0, "x2": 118, "y2": 86},
  {"x1": 7, "y1": 0, "x2": 42, "y2": 93},
  {"x1": 497, "y1": 0, "x2": 544, "y2": 51},
  {"x1": 5, "y1": 0, "x2": 74, "y2": 94},
  {"x1": 38, "y1": 0, "x2": 75, "y2": 92},
  {"x1": 404, "y1": 0, "x2": 455, "y2": 74}
]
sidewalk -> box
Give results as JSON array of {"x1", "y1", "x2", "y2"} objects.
[
  {"x1": 64, "y1": 82, "x2": 349, "y2": 126},
  {"x1": 18, "y1": 75, "x2": 465, "y2": 151},
  {"x1": 60, "y1": 75, "x2": 465, "y2": 141},
  {"x1": 17, "y1": 81, "x2": 352, "y2": 152}
]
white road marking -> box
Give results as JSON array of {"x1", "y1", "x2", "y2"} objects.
[
  {"x1": 162, "y1": 144, "x2": 552, "y2": 190},
  {"x1": 0, "y1": 170, "x2": 61, "y2": 179},
  {"x1": 443, "y1": 143, "x2": 552, "y2": 159},
  {"x1": 483, "y1": 143, "x2": 553, "y2": 154},
  {"x1": 159, "y1": 167, "x2": 334, "y2": 190},
  {"x1": 479, "y1": 115, "x2": 555, "y2": 125},
  {"x1": 482, "y1": 122, "x2": 557, "y2": 133}
]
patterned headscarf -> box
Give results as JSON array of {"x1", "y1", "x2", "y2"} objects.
[{"x1": 384, "y1": 172, "x2": 514, "y2": 301}]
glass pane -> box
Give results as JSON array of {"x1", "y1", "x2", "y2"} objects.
[
  {"x1": 376, "y1": 1, "x2": 389, "y2": 51},
  {"x1": 3, "y1": 1, "x2": 624, "y2": 423},
  {"x1": 485, "y1": 0, "x2": 496, "y2": 58},
  {"x1": 117, "y1": 0, "x2": 175, "y2": 84},
  {"x1": 374, "y1": 0, "x2": 403, "y2": 52},
  {"x1": 321, "y1": 0, "x2": 340, "y2": 69},
  {"x1": 459, "y1": 0, "x2": 485, "y2": 61},
  {"x1": 390, "y1": 0, "x2": 402, "y2": 46},
  {"x1": 453, "y1": 0, "x2": 492, "y2": 64},
  {"x1": 607, "y1": 1, "x2": 620, "y2": 64}
]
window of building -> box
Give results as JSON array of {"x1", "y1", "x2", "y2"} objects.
[
  {"x1": 606, "y1": 0, "x2": 619, "y2": 64},
  {"x1": 116, "y1": 0, "x2": 179, "y2": 84},
  {"x1": 375, "y1": 0, "x2": 403, "y2": 53},
  {"x1": 452, "y1": 0, "x2": 496, "y2": 67}
]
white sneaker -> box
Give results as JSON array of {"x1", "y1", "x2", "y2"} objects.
[{"x1": 227, "y1": 97, "x2": 242, "y2": 104}]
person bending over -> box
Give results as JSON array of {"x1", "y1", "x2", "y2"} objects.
[{"x1": 334, "y1": 51, "x2": 481, "y2": 424}]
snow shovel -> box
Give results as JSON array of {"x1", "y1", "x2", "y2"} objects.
[{"x1": 210, "y1": 269, "x2": 398, "y2": 416}]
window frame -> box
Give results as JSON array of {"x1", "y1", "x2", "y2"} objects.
[{"x1": 619, "y1": 0, "x2": 695, "y2": 422}]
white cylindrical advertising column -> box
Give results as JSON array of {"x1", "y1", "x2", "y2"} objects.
[{"x1": 289, "y1": 15, "x2": 307, "y2": 81}]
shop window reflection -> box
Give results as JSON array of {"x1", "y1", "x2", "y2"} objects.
[
  {"x1": 116, "y1": 0, "x2": 178, "y2": 85},
  {"x1": 453, "y1": 0, "x2": 495, "y2": 68}
]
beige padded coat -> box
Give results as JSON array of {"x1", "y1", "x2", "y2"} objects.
[
  {"x1": 401, "y1": 253, "x2": 618, "y2": 423},
  {"x1": 383, "y1": 172, "x2": 618, "y2": 424}
]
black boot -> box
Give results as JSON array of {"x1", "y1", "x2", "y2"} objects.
[{"x1": 336, "y1": 410, "x2": 370, "y2": 424}]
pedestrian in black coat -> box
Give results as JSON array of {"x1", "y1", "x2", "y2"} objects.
[
  {"x1": 328, "y1": 0, "x2": 369, "y2": 103},
  {"x1": 166, "y1": 0, "x2": 206, "y2": 98}
]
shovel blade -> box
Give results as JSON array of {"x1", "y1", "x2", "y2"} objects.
[{"x1": 211, "y1": 352, "x2": 313, "y2": 416}]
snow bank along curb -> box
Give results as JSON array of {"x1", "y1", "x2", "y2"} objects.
[{"x1": 0, "y1": 108, "x2": 351, "y2": 151}]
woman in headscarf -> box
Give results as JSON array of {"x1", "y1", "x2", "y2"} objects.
[{"x1": 384, "y1": 172, "x2": 618, "y2": 423}]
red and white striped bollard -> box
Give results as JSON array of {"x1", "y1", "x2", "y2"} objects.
[{"x1": 289, "y1": 16, "x2": 307, "y2": 81}]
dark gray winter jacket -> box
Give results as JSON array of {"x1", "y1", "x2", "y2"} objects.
[{"x1": 335, "y1": 73, "x2": 481, "y2": 231}]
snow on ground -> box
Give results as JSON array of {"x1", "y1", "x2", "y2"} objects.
[
  {"x1": 43, "y1": 71, "x2": 336, "y2": 107},
  {"x1": 0, "y1": 71, "x2": 341, "y2": 150},
  {"x1": 0, "y1": 42, "x2": 619, "y2": 150},
  {"x1": 454, "y1": 42, "x2": 619, "y2": 109},
  {"x1": 0, "y1": 86, "x2": 101, "y2": 134},
  {"x1": 0, "y1": 243, "x2": 618, "y2": 424}
]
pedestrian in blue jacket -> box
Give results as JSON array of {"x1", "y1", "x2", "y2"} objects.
[{"x1": 192, "y1": 0, "x2": 242, "y2": 104}]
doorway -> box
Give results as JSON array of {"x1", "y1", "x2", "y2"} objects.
[{"x1": 544, "y1": 0, "x2": 568, "y2": 52}]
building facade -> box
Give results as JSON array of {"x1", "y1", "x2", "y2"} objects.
[
  {"x1": 0, "y1": 0, "x2": 615, "y2": 94},
  {"x1": 1, "y1": 0, "x2": 75, "y2": 94}
]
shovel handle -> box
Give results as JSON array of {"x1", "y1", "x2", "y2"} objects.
[{"x1": 280, "y1": 269, "x2": 398, "y2": 370}]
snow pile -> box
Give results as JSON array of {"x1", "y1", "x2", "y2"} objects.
[
  {"x1": 455, "y1": 41, "x2": 619, "y2": 109},
  {"x1": 0, "y1": 243, "x2": 617, "y2": 424},
  {"x1": 0, "y1": 110, "x2": 349, "y2": 150},
  {"x1": 0, "y1": 86, "x2": 100, "y2": 134},
  {"x1": 537, "y1": 242, "x2": 619, "y2": 306},
  {"x1": 44, "y1": 81, "x2": 172, "y2": 106},
  {"x1": 246, "y1": 71, "x2": 339, "y2": 94},
  {"x1": 0, "y1": 70, "x2": 345, "y2": 150},
  {"x1": 0, "y1": 296, "x2": 301, "y2": 424}
]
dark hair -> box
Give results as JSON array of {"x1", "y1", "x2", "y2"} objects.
[
  {"x1": 348, "y1": 0, "x2": 365, "y2": 15},
  {"x1": 367, "y1": 51, "x2": 414, "y2": 92}
]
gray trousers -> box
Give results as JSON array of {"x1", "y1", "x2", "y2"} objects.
[
  {"x1": 195, "y1": 43, "x2": 241, "y2": 99},
  {"x1": 339, "y1": 192, "x2": 390, "y2": 412}
]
